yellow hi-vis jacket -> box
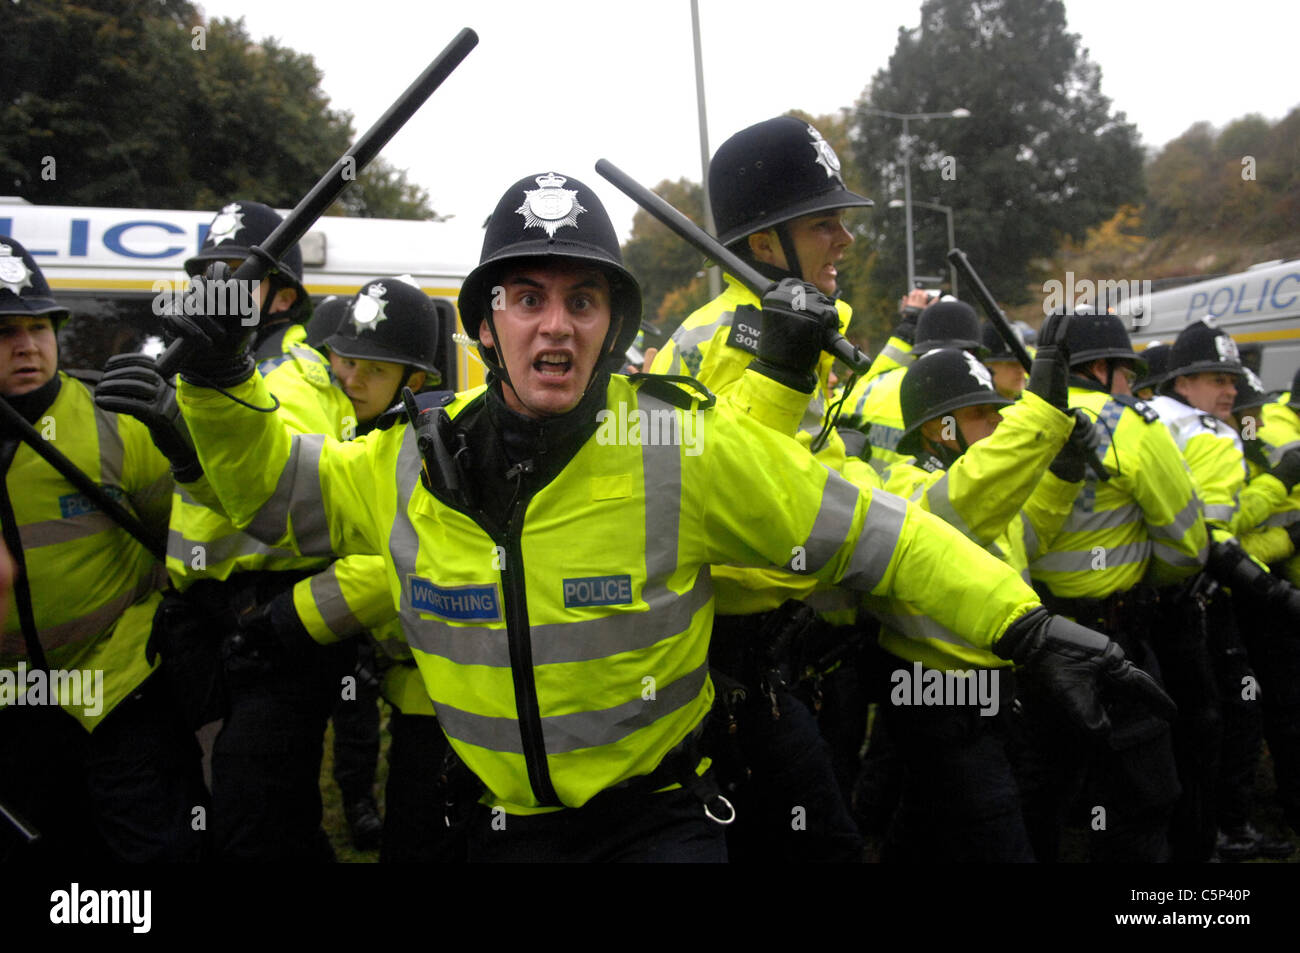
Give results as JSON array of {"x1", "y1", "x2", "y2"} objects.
[
  {"x1": 651, "y1": 276, "x2": 879, "y2": 616},
  {"x1": 1148, "y1": 394, "x2": 1289, "y2": 546},
  {"x1": 1029, "y1": 386, "x2": 1208, "y2": 598},
  {"x1": 178, "y1": 370, "x2": 1041, "y2": 814},
  {"x1": 1259, "y1": 398, "x2": 1300, "y2": 584},
  {"x1": 873, "y1": 390, "x2": 1080, "y2": 669},
  {"x1": 166, "y1": 343, "x2": 356, "y2": 589},
  {"x1": 2, "y1": 373, "x2": 171, "y2": 730},
  {"x1": 835, "y1": 366, "x2": 911, "y2": 475}
]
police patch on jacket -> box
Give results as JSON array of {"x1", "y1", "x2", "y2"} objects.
[
  {"x1": 725, "y1": 306, "x2": 762, "y2": 356},
  {"x1": 408, "y1": 577, "x2": 502, "y2": 622},
  {"x1": 563, "y1": 574, "x2": 633, "y2": 608}
]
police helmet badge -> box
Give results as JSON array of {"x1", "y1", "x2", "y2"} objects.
[
  {"x1": 807, "y1": 124, "x2": 843, "y2": 180},
  {"x1": 963, "y1": 350, "x2": 994, "y2": 389},
  {"x1": 0, "y1": 244, "x2": 33, "y2": 295},
  {"x1": 351, "y1": 282, "x2": 390, "y2": 333},
  {"x1": 1214, "y1": 332, "x2": 1240, "y2": 364},
  {"x1": 516, "y1": 173, "x2": 586, "y2": 238},
  {"x1": 208, "y1": 203, "x2": 245, "y2": 246}
]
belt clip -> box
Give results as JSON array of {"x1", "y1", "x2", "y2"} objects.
[{"x1": 704, "y1": 795, "x2": 736, "y2": 826}]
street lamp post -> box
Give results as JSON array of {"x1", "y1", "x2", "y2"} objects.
[
  {"x1": 888, "y1": 198, "x2": 957, "y2": 296},
  {"x1": 864, "y1": 108, "x2": 969, "y2": 291}
]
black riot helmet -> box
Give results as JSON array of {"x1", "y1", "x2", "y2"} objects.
[
  {"x1": 980, "y1": 320, "x2": 1023, "y2": 363},
  {"x1": 325, "y1": 276, "x2": 441, "y2": 378},
  {"x1": 1162, "y1": 318, "x2": 1243, "y2": 387},
  {"x1": 185, "y1": 201, "x2": 311, "y2": 325},
  {"x1": 458, "y1": 171, "x2": 642, "y2": 373},
  {"x1": 912, "y1": 299, "x2": 988, "y2": 356},
  {"x1": 709, "y1": 116, "x2": 872, "y2": 278},
  {"x1": 304, "y1": 294, "x2": 348, "y2": 350},
  {"x1": 1232, "y1": 367, "x2": 1268, "y2": 414},
  {"x1": 1132, "y1": 342, "x2": 1171, "y2": 396},
  {"x1": 898, "y1": 348, "x2": 1013, "y2": 457},
  {"x1": 1062, "y1": 311, "x2": 1145, "y2": 370},
  {"x1": 0, "y1": 237, "x2": 69, "y2": 326}
]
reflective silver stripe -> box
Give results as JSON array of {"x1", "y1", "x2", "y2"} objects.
[
  {"x1": 923, "y1": 472, "x2": 974, "y2": 539},
  {"x1": 310, "y1": 566, "x2": 366, "y2": 638},
  {"x1": 1031, "y1": 541, "x2": 1150, "y2": 573},
  {"x1": 671, "y1": 311, "x2": 733, "y2": 360},
  {"x1": 879, "y1": 614, "x2": 979, "y2": 652},
  {"x1": 639, "y1": 392, "x2": 682, "y2": 592},
  {"x1": 1264, "y1": 510, "x2": 1300, "y2": 528},
  {"x1": 246, "y1": 433, "x2": 333, "y2": 556},
  {"x1": 793, "y1": 472, "x2": 860, "y2": 575},
  {"x1": 797, "y1": 391, "x2": 828, "y2": 438},
  {"x1": 166, "y1": 528, "x2": 299, "y2": 565},
  {"x1": 33, "y1": 574, "x2": 158, "y2": 652},
  {"x1": 1204, "y1": 503, "x2": 1236, "y2": 524},
  {"x1": 1152, "y1": 541, "x2": 1205, "y2": 568},
  {"x1": 1094, "y1": 400, "x2": 1125, "y2": 464},
  {"x1": 1061, "y1": 501, "x2": 1144, "y2": 535},
  {"x1": 880, "y1": 343, "x2": 911, "y2": 365},
  {"x1": 20, "y1": 512, "x2": 116, "y2": 549},
  {"x1": 1267, "y1": 440, "x2": 1300, "y2": 467},
  {"x1": 405, "y1": 619, "x2": 509, "y2": 667},
  {"x1": 1021, "y1": 517, "x2": 1041, "y2": 561},
  {"x1": 433, "y1": 661, "x2": 709, "y2": 756},
  {"x1": 391, "y1": 431, "x2": 425, "y2": 637},
  {"x1": 1146, "y1": 495, "x2": 1202, "y2": 542},
  {"x1": 840, "y1": 490, "x2": 908, "y2": 591},
  {"x1": 539, "y1": 661, "x2": 708, "y2": 754},
  {"x1": 531, "y1": 581, "x2": 710, "y2": 664},
  {"x1": 93, "y1": 404, "x2": 123, "y2": 487}
]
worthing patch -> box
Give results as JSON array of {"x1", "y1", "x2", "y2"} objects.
[
  {"x1": 563, "y1": 574, "x2": 634, "y2": 608},
  {"x1": 408, "y1": 577, "x2": 501, "y2": 622}
]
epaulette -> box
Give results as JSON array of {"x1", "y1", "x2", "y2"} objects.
[
  {"x1": 1112, "y1": 394, "x2": 1159, "y2": 423},
  {"x1": 375, "y1": 389, "x2": 456, "y2": 431},
  {"x1": 627, "y1": 373, "x2": 716, "y2": 410},
  {"x1": 723, "y1": 305, "x2": 762, "y2": 356}
]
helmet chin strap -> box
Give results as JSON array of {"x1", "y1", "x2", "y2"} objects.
[{"x1": 775, "y1": 223, "x2": 803, "y2": 283}]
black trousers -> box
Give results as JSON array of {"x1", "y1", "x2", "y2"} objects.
[
  {"x1": 380, "y1": 706, "x2": 466, "y2": 863},
  {"x1": 331, "y1": 639, "x2": 381, "y2": 806}
]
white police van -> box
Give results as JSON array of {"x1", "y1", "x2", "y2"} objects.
[
  {"x1": 1128, "y1": 258, "x2": 1300, "y2": 391},
  {"x1": 0, "y1": 197, "x2": 484, "y2": 389}
]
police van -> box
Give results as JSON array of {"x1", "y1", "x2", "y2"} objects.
[
  {"x1": 0, "y1": 197, "x2": 485, "y2": 389},
  {"x1": 1128, "y1": 258, "x2": 1300, "y2": 391}
]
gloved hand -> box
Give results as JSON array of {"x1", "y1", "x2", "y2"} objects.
[
  {"x1": 994, "y1": 607, "x2": 1177, "y2": 735},
  {"x1": 226, "y1": 589, "x2": 316, "y2": 667},
  {"x1": 162, "y1": 262, "x2": 257, "y2": 387},
  {"x1": 1026, "y1": 312, "x2": 1071, "y2": 410},
  {"x1": 752, "y1": 278, "x2": 841, "y2": 392},
  {"x1": 1208, "y1": 538, "x2": 1300, "y2": 619},
  {"x1": 96, "y1": 353, "x2": 203, "y2": 482},
  {"x1": 895, "y1": 288, "x2": 933, "y2": 343},
  {"x1": 1271, "y1": 447, "x2": 1300, "y2": 492},
  {"x1": 1049, "y1": 408, "x2": 1101, "y2": 482}
]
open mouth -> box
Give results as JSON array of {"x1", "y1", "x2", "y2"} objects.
[{"x1": 534, "y1": 353, "x2": 573, "y2": 378}]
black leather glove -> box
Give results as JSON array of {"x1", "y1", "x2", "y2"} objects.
[
  {"x1": 226, "y1": 589, "x2": 317, "y2": 665},
  {"x1": 1049, "y1": 408, "x2": 1101, "y2": 482},
  {"x1": 994, "y1": 607, "x2": 1177, "y2": 735},
  {"x1": 1271, "y1": 447, "x2": 1300, "y2": 493},
  {"x1": 751, "y1": 278, "x2": 841, "y2": 392},
  {"x1": 162, "y1": 262, "x2": 257, "y2": 387},
  {"x1": 1025, "y1": 313, "x2": 1071, "y2": 410},
  {"x1": 1286, "y1": 521, "x2": 1300, "y2": 553},
  {"x1": 96, "y1": 353, "x2": 203, "y2": 482},
  {"x1": 1208, "y1": 539, "x2": 1300, "y2": 619}
]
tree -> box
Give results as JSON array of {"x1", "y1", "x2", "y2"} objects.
[
  {"x1": 0, "y1": 2, "x2": 434, "y2": 219},
  {"x1": 620, "y1": 178, "x2": 710, "y2": 330},
  {"x1": 851, "y1": 0, "x2": 1144, "y2": 311}
]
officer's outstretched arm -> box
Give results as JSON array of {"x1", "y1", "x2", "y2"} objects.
[{"x1": 292, "y1": 554, "x2": 400, "y2": 645}]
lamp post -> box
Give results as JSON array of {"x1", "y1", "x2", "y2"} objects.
[
  {"x1": 888, "y1": 198, "x2": 957, "y2": 296},
  {"x1": 864, "y1": 108, "x2": 969, "y2": 290}
]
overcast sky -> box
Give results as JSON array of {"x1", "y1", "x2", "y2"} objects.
[{"x1": 196, "y1": 0, "x2": 1298, "y2": 240}]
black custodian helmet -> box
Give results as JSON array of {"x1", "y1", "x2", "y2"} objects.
[
  {"x1": 0, "y1": 237, "x2": 69, "y2": 325},
  {"x1": 185, "y1": 201, "x2": 309, "y2": 317},
  {"x1": 1062, "y1": 311, "x2": 1145, "y2": 372},
  {"x1": 1132, "y1": 342, "x2": 1171, "y2": 395},
  {"x1": 325, "y1": 276, "x2": 441, "y2": 377},
  {"x1": 458, "y1": 171, "x2": 642, "y2": 364},
  {"x1": 304, "y1": 294, "x2": 348, "y2": 350},
  {"x1": 1163, "y1": 318, "x2": 1243, "y2": 383},
  {"x1": 709, "y1": 116, "x2": 873, "y2": 247},
  {"x1": 980, "y1": 321, "x2": 1022, "y2": 363},
  {"x1": 913, "y1": 300, "x2": 987, "y2": 356},
  {"x1": 898, "y1": 348, "x2": 1012, "y2": 456}
]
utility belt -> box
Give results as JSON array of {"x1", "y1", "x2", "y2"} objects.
[
  {"x1": 149, "y1": 569, "x2": 316, "y2": 728},
  {"x1": 436, "y1": 717, "x2": 735, "y2": 830},
  {"x1": 1034, "y1": 583, "x2": 1165, "y2": 654}
]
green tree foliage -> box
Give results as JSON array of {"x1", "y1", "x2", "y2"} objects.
[
  {"x1": 851, "y1": 0, "x2": 1144, "y2": 317},
  {"x1": 1145, "y1": 109, "x2": 1300, "y2": 241},
  {"x1": 329, "y1": 158, "x2": 439, "y2": 220},
  {"x1": 0, "y1": 1, "x2": 432, "y2": 218},
  {"x1": 620, "y1": 178, "x2": 711, "y2": 331}
]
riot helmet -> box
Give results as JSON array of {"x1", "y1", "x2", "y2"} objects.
[
  {"x1": 0, "y1": 237, "x2": 70, "y2": 325},
  {"x1": 325, "y1": 276, "x2": 441, "y2": 378},
  {"x1": 1162, "y1": 318, "x2": 1243, "y2": 384},
  {"x1": 898, "y1": 348, "x2": 1013, "y2": 457},
  {"x1": 912, "y1": 300, "x2": 987, "y2": 356},
  {"x1": 304, "y1": 294, "x2": 348, "y2": 350},
  {"x1": 1132, "y1": 342, "x2": 1171, "y2": 396}
]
